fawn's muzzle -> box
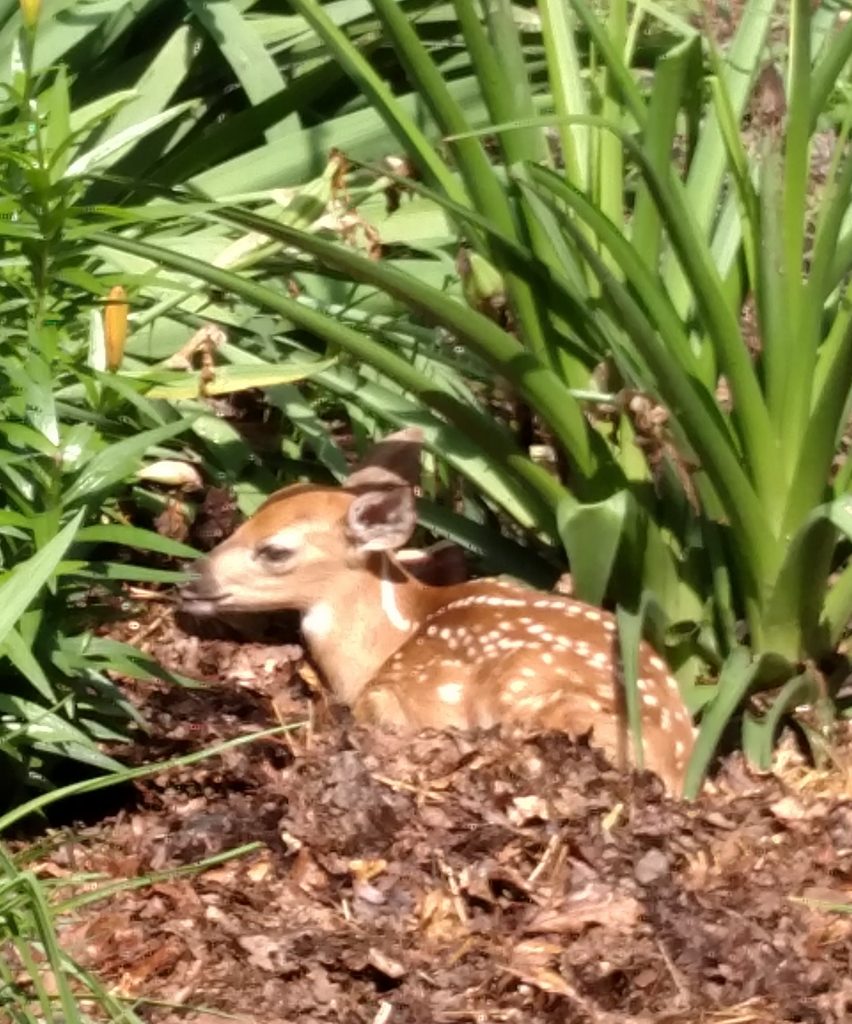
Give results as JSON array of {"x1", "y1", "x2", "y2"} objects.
[{"x1": 178, "y1": 561, "x2": 230, "y2": 617}]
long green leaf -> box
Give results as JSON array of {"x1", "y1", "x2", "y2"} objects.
[
  {"x1": 741, "y1": 671, "x2": 821, "y2": 771},
  {"x1": 684, "y1": 648, "x2": 790, "y2": 799},
  {"x1": 62, "y1": 419, "x2": 194, "y2": 507},
  {"x1": 186, "y1": 0, "x2": 295, "y2": 141},
  {"x1": 557, "y1": 490, "x2": 630, "y2": 607},
  {"x1": 764, "y1": 497, "x2": 852, "y2": 659},
  {"x1": 0, "y1": 511, "x2": 84, "y2": 652},
  {"x1": 75, "y1": 524, "x2": 200, "y2": 560},
  {"x1": 285, "y1": 0, "x2": 467, "y2": 206},
  {"x1": 539, "y1": 0, "x2": 589, "y2": 189},
  {"x1": 662, "y1": 0, "x2": 775, "y2": 317}
]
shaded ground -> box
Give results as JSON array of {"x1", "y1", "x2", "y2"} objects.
[{"x1": 22, "y1": 605, "x2": 852, "y2": 1024}]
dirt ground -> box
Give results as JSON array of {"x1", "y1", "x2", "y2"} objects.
[{"x1": 19, "y1": 603, "x2": 851, "y2": 1024}]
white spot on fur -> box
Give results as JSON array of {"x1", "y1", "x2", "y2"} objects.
[
  {"x1": 438, "y1": 682, "x2": 464, "y2": 705},
  {"x1": 643, "y1": 693, "x2": 659, "y2": 707},
  {"x1": 585, "y1": 609, "x2": 601, "y2": 622},
  {"x1": 302, "y1": 602, "x2": 334, "y2": 640}
]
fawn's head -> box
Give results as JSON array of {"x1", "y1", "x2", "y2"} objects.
[{"x1": 180, "y1": 428, "x2": 425, "y2": 617}]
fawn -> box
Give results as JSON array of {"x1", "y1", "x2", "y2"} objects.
[{"x1": 180, "y1": 428, "x2": 696, "y2": 795}]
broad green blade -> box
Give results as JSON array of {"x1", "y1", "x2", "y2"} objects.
[{"x1": 0, "y1": 510, "x2": 84, "y2": 651}]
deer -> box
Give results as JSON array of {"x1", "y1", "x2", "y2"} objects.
[{"x1": 179, "y1": 428, "x2": 697, "y2": 796}]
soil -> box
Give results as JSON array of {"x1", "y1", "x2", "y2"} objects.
[{"x1": 17, "y1": 604, "x2": 852, "y2": 1024}]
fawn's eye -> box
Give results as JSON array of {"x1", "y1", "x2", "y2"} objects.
[{"x1": 256, "y1": 541, "x2": 294, "y2": 565}]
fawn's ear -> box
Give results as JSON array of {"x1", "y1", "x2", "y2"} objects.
[
  {"x1": 345, "y1": 486, "x2": 417, "y2": 552},
  {"x1": 345, "y1": 427, "x2": 424, "y2": 492}
]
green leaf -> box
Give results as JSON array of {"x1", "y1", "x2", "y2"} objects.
[
  {"x1": 62, "y1": 419, "x2": 194, "y2": 507},
  {"x1": 615, "y1": 602, "x2": 648, "y2": 773},
  {"x1": 539, "y1": 0, "x2": 589, "y2": 189},
  {"x1": 186, "y1": 0, "x2": 294, "y2": 141},
  {"x1": 557, "y1": 490, "x2": 629, "y2": 607},
  {"x1": 632, "y1": 37, "x2": 702, "y2": 268},
  {"x1": 741, "y1": 670, "x2": 821, "y2": 771},
  {"x1": 0, "y1": 511, "x2": 84, "y2": 652},
  {"x1": 824, "y1": 561, "x2": 852, "y2": 649},
  {"x1": 683, "y1": 648, "x2": 792, "y2": 799},
  {"x1": 44, "y1": 63, "x2": 72, "y2": 182},
  {"x1": 66, "y1": 101, "x2": 198, "y2": 176},
  {"x1": 75, "y1": 524, "x2": 200, "y2": 560},
  {"x1": 69, "y1": 563, "x2": 191, "y2": 585},
  {"x1": 0, "y1": 421, "x2": 57, "y2": 458},
  {"x1": 763, "y1": 496, "x2": 852, "y2": 660},
  {"x1": 1, "y1": 628, "x2": 56, "y2": 702},
  {"x1": 0, "y1": 695, "x2": 124, "y2": 773},
  {"x1": 137, "y1": 358, "x2": 336, "y2": 400},
  {"x1": 662, "y1": 0, "x2": 775, "y2": 318},
  {"x1": 312, "y1": 361, "x2": 548, "y2": 529}
]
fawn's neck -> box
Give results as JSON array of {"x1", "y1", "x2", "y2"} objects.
[{"x1": 300, "y1": 553, "x2": 433, "y2": 705}]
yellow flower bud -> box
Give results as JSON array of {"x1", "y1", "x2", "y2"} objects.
[
  {"x1": 19, "y1": 0, "x2": 41, "y2": 29},
  {"x1": 104, "y1": 285, "x2": 128, "y2": 372}
]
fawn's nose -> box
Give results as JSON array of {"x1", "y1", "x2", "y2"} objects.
[{"x1": 179, "y1": 559, "x2": 229, "y2": 616}]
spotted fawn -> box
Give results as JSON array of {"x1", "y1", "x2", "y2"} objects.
[{"x1": 180, "y1": 429, "x2": 696, "y2": 795}]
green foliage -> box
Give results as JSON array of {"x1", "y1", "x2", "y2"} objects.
[
  {"x1": 0, "y1": 13, "x2": 218, "y2": 806},
  {"x1": 86, "y1": 1, "x2": 852, "y2": 796},
  {"x1": 0, "y1": 0, "x2": 844, "y2": 804}
]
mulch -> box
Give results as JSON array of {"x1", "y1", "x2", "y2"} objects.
[{"x1": 18, "y1": 605, "x2": 852, "y2": 1024}]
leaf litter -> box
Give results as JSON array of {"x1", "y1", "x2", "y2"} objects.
[{"x1": 10, "y1": 601, "x2": 851, "y2": 1024}]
